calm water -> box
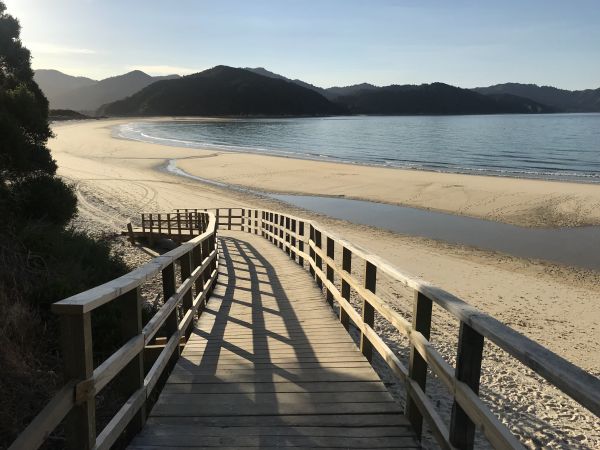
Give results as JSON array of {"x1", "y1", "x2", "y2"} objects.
[
  {"x1": 271, "y1": 194, "x2": 600, "y2": 270},
  {"x1": 117, "y1": 114, "x2": 600, "y2": 182}
]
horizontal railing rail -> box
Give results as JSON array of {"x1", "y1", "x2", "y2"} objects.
[
  {"x1": 10, "y1": 212, "x2": 219, "y2": 450},
  {"x1": 208, "y1": 207, "x2": 599, "y2": 450}
]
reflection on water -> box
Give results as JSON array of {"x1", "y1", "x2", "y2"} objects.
[{"x1": 271, "y1": 194, "x2": 600, "y2": 270}]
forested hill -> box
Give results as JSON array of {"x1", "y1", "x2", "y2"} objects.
[
  {"x1": 98, "y1": 66, "x2": 344, "y2": 116},
  {"x1": 334, "y1": 83, "x2": 554, "y2": 115},
  {"x1": 473, "y1": 83, "x2": 600, "y2": 112}
]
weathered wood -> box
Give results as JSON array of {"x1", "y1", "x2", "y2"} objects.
[
  {"x1": 326, "y1": 236, "x2": 334, "y2": 307},
  {"x1": 340, "y1": 246, "x2": 351, "y2": 330},
  {"x1": 179, "y1": 252, "x2": 193, "y2": 317},
  {"x1": 406, "y1": 290, "x2": 433, "y2": 438},
  {"x1": 314, "y1": 228, "x2": 323, "y2": 289},
  {"x1": 450, "y1": 322, "x2": 485, "y2": 450},
  {"x1": 118, "y1": 287, "x2": 146, "y2": 433},
  {"x1": 361, "y1": 261, "x2": 376, "y2": 362},
  {"x1": 60, "y1": 312, "x2": 95, "y2": 450}
]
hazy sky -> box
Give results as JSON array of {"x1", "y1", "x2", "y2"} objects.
[{"x1": 5, "y1": 0, "x2": 600, "y2": 89}]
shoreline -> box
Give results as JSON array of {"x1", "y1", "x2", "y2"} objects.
[
  {"x1": 114, "y1": 116, "x2": 600, "y2": 186},
  {"x1": 54, "y1": 118, "x2": 600, "y2": 228}
]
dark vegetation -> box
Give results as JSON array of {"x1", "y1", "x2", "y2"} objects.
[
  {"x1": 49, "y1": 108, "x2": 91, "y2": 120},
  {"x1": 0, "y1": 3, "x2": 128, "y2": 446},
  {"x1": 98, "y1": 65, "x2": 345, "y2": 116},
  {"x1": 473, "y1": 83, "x2": 600, "y2": 112},
  {"x1": 333, "y1": 82, "x2": 554, "y2": 115},
  {"x1": 98, "y1": 66, "x2": 561, "y2": 117}
]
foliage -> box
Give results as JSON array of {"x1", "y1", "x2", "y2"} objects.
[
  {"x1": 334, "y1": 82, "x2": 555, "y2": 115},
  {"x1": 99, "y1": 65, "x2": 345, "y2": 116},
  {"x1": 0, "y1": 0, "x2": 76, "y2": 225},
  {"x1": 0, "y1": 2, "x2": 129, "y2": 446}
]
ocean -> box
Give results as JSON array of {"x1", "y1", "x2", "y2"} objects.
[{"x1": 116, "y1": 114, "x2": 600, "y2": 183}]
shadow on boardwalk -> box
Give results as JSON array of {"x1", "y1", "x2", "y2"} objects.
[{"x1": 129, "y1": 233, "x2": 418, "y2": 449}]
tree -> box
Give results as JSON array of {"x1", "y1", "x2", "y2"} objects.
[{"x1": 0, "y1": 0, "x2": 76, "y2": 226}]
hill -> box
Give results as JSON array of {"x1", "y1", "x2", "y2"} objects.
[
  {"x1": 98, "y1": 66, "x2": 344, "y2": 116},
  {"x1": 473, "y1": 83, "x2": 600, "y2": 112},
  {"x1": 334, "y1": 82, "x2": 554, "y2": 115},
  {"x1": 35, "y1": 69, "x2": 180, "y2": 112},
  {"x1": 48, "y1": 109, "x2": 92, "y2": 121},
  {"x1": 244, "y1": 68, "x2": 378, "y2": 100},
  {"x1": 33, "y1": 69, "x2": 96, "y2": 106}
]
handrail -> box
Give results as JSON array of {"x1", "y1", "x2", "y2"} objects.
[
  {"x1": 11, "y1": 206, "x2": 599, "y2": 450},
  {"x1": 205, "y1": 207, "x2": 599, "y2": 450},
  {"x1": 10, "y1": 211, "x2": 218, "y2": 450}
]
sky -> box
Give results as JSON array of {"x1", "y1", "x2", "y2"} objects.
[{"x1": 4, "y1": 0, "x2": 600, "y2": 89}]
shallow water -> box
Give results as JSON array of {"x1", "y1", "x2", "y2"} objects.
[
  {"x1": 270, "y1": 194, "x2": 600, "y2": 270},
  {"x1": 118, "y1": 114, "x2": 600, "y2": 182}
]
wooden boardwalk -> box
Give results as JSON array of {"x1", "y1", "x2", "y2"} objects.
[{"x1": 129, "y1": 231, "x2": 418, "y2": 449}]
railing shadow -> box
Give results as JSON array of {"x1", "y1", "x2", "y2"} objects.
[{"x1": 165, "y1": 234, "x2": 409, "y2": 448}]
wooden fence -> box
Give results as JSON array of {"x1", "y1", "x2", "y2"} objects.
[
  {"x1": 11, "y1": 207, "x2": 600, "y2": 450},
  {"x1": 203, "y1": 207, "x2": 599, "y2": 450},
  {"x1": 10, "y1": 212, "x2": 218, "y2": 450}
]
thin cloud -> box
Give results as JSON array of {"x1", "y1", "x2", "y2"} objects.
[
  {"x1": 130, "y1": 65, "x2": 198, "y2": 76},
  {"x1": 29, "y1": 42, "x2": 97, "y2": 55}
]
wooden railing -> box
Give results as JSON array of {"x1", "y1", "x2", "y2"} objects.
[
  {"x1": 11, "y1": 207, "x2": 600, "y2": 450},
  {"x1": 201, "y1": 207, "x2": 599, "y2": 450},
  {"x1": 10, "y1": 212, "x2": 218, "y2": 450}
]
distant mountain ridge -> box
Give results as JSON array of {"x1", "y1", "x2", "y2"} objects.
[
  {"x1": 36, "y1": 66, "x2": 600, "y2": 116},
  {"x1": 334, "y1": 82, "x2": 553, "y2": 115},
  {"x1": 473, "y1": 83, "x2": 600, "y2": 112},
  {"x1": 34, "y1": 69, "x2": 180, "y2": 112},
  {"x1": 244, "y1": 67, "x2": 378, "y2": 100},
  {"x1": 98, "y1": 66, "x2": 344, "y2": 116}
]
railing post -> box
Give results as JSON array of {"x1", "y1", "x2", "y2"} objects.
[
  {"x1": 158, "y1": 213, "x2": 162, "y2": 235},
  {"x1": 167, "y1": 213, "x2": 171, "y2": 236},
  {"x1": 60, "y1": 312, "x2": 95, "y2": 450},
  {"x1": 191, "y1": 244, "x2": 202, "y2": 308},
  {"x1": 179, "y1": 252, "x2": 193, "y2": 337},
  {"x1": 228, "y1": 208, "x2": 232, "y2": 230},
  {"x1": 118, "y1": 287, "x2": 146, "y2": 431},
  {"x1": 314, "y1": 228, "x2": 323, "y2": 289},
  {"x1": 361, "y1": 261, "x2": 376, "y2": 362},
  {"x1": 450, "y1": 322, "x2": 485, "y2": 450},
  {"x1": 285, "y1": 216, "x2": 291, "y2": 256},
  {"x1": 254, "y1": 209, "x2": 259, "y2": 235},
  {"x1": 340, "y1": 247, "x2": 351, "y2": 330},
  {"x1": 216, "y1": 208, "x2": 220, "y2": 230},
  {"x1": 188, "y1": 212, "x2": 193, "y2": 236},
  {"x1": 298, "y1": 221, "x2": 305, "y2": 266},
  {"x1": 279, "y1": 214, "x2": 284, "y2": 250},
  {"x1": 326, "y1": 236, "x2": 334, "y2": 307},
  {"x1": 148, "y1": 214, "x2": 155, "y2": 245},
  {"x1": 309, "y1": 224, "x2": 315, "y2": 277},
  {"x1": 162, "y1": 262, "x2": 180, "y2": 358},
  {"x1": 406, "y1": 291, "x2": 433, "y2": 439},
  {"x1": 291, "y1": 219, "x2": 297, "y2": 263}
]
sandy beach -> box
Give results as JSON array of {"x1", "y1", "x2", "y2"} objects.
[{"x1": 50, "y1": 119, "x2": 600, "y2": 448}]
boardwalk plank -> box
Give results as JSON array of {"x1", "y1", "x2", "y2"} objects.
[{"x1": 129, "y1": 232, "x2": 417, "y2": 449}]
